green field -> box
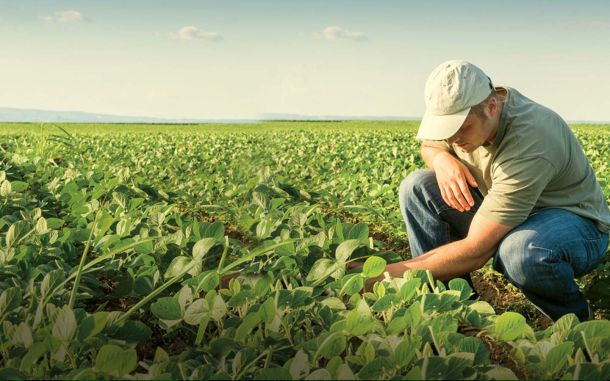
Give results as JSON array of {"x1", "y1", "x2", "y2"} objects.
[{"x1": 0, "y1": 121, "x2": 609, "y2": 379}]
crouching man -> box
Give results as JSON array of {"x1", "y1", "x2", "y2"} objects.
[{"x1": 381, "y1": 60, "x2": 610, "y2": 322}]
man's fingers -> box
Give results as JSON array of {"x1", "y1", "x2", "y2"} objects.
[
  {"x1": 457, "y1": 178, "x2": 475, "y2": 207},
  {"x1": 444, "y1": 185, "x2": 463, "y2": 211},
  {"x1": 441, "y1": 186, "x2": 457, "y2": 210},
  {"x1": 440, "y1": 187, "x2": 450, "y2": 208},
  {"x1": 449, "y1": 182, "x2": 470, "y2": 211},
  {"x1": 465, "y1": 168, "x2": 478, "y2": 188}
]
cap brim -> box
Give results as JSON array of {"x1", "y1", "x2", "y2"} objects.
[{"x1": 416, "y1": 107, "x2": 470, "y2": 141}]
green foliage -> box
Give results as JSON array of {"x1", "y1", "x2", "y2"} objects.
[{"x1": 0, "y1": 122, "x2": 607, "y2": 379}]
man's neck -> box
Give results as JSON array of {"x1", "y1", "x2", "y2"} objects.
[{"x1": 485, "y1": 95, "x2": 505, "y2": 145}]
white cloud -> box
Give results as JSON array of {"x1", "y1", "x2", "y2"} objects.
[
  {"x1": 40, "y1": 10, "x2": 86, "y2": 23},
  {"x1": 319, "y1": 26, "x2": 367, "y2": 41},
  {"x1": 172, "y1": 26, "x2": 222, "y2": 41}
]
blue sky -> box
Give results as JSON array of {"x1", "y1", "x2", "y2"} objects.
[{"x1": 1, "y1": 0, "x2": 609, "y2": 120}]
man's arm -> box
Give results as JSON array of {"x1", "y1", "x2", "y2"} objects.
[
  {"x1": 420, "y1": 143, "x2": 479, "y2": 212},
  {"x1": 368, "y1": 212, "x2": 513, "y2": 284},
  {"x1": 420, "y1": 143, "x2": 452, "y2": 169}
]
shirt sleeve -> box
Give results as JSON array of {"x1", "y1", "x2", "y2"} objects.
[{"x1": 477, "y1": 156, "x2": 557, "y2": 227}]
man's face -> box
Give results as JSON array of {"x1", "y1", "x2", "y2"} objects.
[{"x1": 446, "y1": 99, "x2": 499, "y2": 153}]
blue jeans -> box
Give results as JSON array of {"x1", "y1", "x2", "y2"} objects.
[{"x1": 399, "y1": 170, "x2": 609, "y2": 322}]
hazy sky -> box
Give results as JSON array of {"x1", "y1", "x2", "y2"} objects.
[{"x1": 1, "y1": 0, "x2": 610, "y2": 120}]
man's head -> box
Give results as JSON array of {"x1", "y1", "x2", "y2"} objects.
[{"x1": 416, "y1": 60, "x2": 500, "y2": 151}]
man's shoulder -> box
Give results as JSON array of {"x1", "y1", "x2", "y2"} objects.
[
  {"x1": 499, "y1": 87, "x2": 570, "y2": 150},
  {"x1": 503, "y1": 87, "x2": 567, "y2": 127}
]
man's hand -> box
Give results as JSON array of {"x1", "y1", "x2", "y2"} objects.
[{"x1": 432, "y1": 152, "x2": 478, "y2": 212}]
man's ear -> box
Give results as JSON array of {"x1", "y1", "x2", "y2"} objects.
[{"x1": 487, "y1": 96, "x2": 498, "y2": 117}]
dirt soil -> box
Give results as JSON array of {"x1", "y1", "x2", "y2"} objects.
[{"x1": 470, "y1": 270, "x2": 554, "y2": 330}]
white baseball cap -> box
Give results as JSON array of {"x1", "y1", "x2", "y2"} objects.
[{"x1": 416, "y1": 60, "x2": 494, "y2": 140}]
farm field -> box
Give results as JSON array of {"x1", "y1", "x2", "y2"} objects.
[{"x1": 0, "y1": 121, "x2": 609, "y2": 379}]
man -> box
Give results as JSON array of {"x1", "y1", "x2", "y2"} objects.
[{"x1": 374, "y1": 60, "x2": 610, "y2": 322}]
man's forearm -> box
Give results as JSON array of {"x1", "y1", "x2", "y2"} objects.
[
  {"x1": 368, "y1": 239, "x2": 493, "y2": 284},
  {"x1": 420, "y1": 145, "x2": 454, "y2": 170}
]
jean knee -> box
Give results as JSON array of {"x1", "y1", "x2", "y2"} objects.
[
  {"x1": 399, "y1": 170, "x2": 436, "y2": 206},
  {"x1": 496, "y1": 231, "x2": 550, "y2": 291}
]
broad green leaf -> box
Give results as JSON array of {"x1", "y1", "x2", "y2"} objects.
[
  {"x1": 571, "y1": 319, "x2": 610, "y2": 339},
  {"x1": 94, "y1": 344, "x2": 138, "y2": 376},
  {"x1": 395, "y1": 336, "x2": 420, "y2": 368},
  {"x1": 459, "y1": 337, "x2": 490, "y2": 365},
  {"x1": 336, "y1": 363, "x2": 356, "y2": 380},
  {"x1": 10, "y1": 181, "x2": 28, "y2": 193},
  {"x1": 35, "y1": 217, "x2": 48, "y2": 234},
  {"x1": 325, "y1": 356, "x2": 343, "y2": 378},
  {"x1": 20, "y1": 342, "x2": 47, "y2": 373},
  {"x1": 0, "y1": 368, "x2": 25, "y2": 380},
  {"x1": 112, "y1": 320, "x2": 152, "y2": 343},
  {"x1": 346, "y1": 223, "x2": 369, "y2": 243},
  {"x1": 494, "y1": 312, "x2": 527, "y2": 341},
  {"x1": 335, "y1": 239, "x2": 360, "y2": 263},
  {"x1": 483, "y1": 365, "x2": 518, "y2": 380},
  {"x1": 305, "y1": 369, "x2": 332, "y2": 380},
  {"x1": 306, "y1": 258, "x2": 338, "y2": 282},
  {"x1": 552, "y1": 313, "x2": 578, "y2": 335},
  {"x1": 203, "y1": 221, "x2": 225, "y2": 241},
  {"x1": 151, "y1": 297, "x2": 182, "y2": 320},
  {"x1": 94, "y1": 212, "x2": 115, "y2": 238},
  {"x1": 320, "y1": 297, "x2": 346, "y2": 310},
  {"x1": 134, "y1": 239, "x2": 154, "y2": 254},
  {"x1": 254, "y1": 276, "x2": 273, "y2": 297},
  {"x1": 77, "y1": 312, "x2": 109, "y2": 341},
  {"x1": 164, "y1": 256, "x2": 192, "y2": 278},
  {"x1": 0, "y1": 287, "x2": 22, "y2": 316},
  {"x1": 209, "y1": 295, "x2": 227, "y2": 322},
  {"x1": 6, "y1": 221, "x2": 30, "y2": 248},
  {"x1": 227, "y1": 290, "x2": 255, "y2": 308},
  {"x1": 469, "y1": 301, "x2": 496, "y2": 315},
  {"x1": 448, "y1": 278, "x2": 473, "y2": 301},
  {"x1": 184, "y1": 299, "x2": 210, "y2": 325},
  {"x1": 255, "y1": 368, "x2": 292, "y2": 380},
  {"x1": 0, "y1": 180, "x2": 11, "y2": 196},
  {"x1": 358, "y1": 357, "x2": 394, "y2": 380},
  {"x1": 316, "y1": 332, "x2": 347, "y2": 360},
  {"x1": 544, "y1": 341, "x2": 573, "y2": 376},
  {"x1": 235, "y1": 311, "x2": 261, "y2": 343},
  {"x1": 362, "y1": 256, "x2": 386, "y2": 279},
  {"x1": 192, "y1": 237, "x2": 217, "y2": 260},
  {"x1": 259, "y1": 298, "x2": 276, "y2": 324},
  {"x1": 371, "y1": 294, "x2": 400, "y2": 313},
  {"x1": 345, "y1": 299, "x2": 375, "y2": 336},
  {"x1": 52, "y1": 305, "x2": 76, "y2": 342},
  {"x1": 339, "y1": 273, "x2": 364, "y2": 296},
  {"x1": 289, "y1": 350, "x2": 310, "y2": 380},
  {"x1": 133, "y1": 275, "x2": 154, "y2": 296},
  {"x1": 12, "y1": 322, "x2": 33, "y2": 348},
  {"x1": 46, "y1": 218, "x2": 65, "y2": 229},
  {"x1": 399, "y1": 278, "x2": 421, "y2": 302}
]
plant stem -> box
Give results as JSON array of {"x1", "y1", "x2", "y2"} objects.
[
  {"x1": 219, "y1": 240, "x2": 294, "y2": 275},
  {"x1": 115, "y1": 261, "x2": 196, "y2": 325},
  {"x1": 217, "y1": 235, "x2": 229, "y2": 272},
  {"x1": 45, "y1": 237, "x2": 155, "y2": 306},
  {"x1": 68, "y1": 209, "x2": 102, "y2": 309}
]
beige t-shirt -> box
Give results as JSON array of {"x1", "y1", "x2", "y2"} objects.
[{"x1": 422, "y1": 87, "x2": 610, "y2": 232}]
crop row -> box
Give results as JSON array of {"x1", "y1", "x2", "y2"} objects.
[{"x1": 0, "y1": 123, "x2": 608, "y2": 379}]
